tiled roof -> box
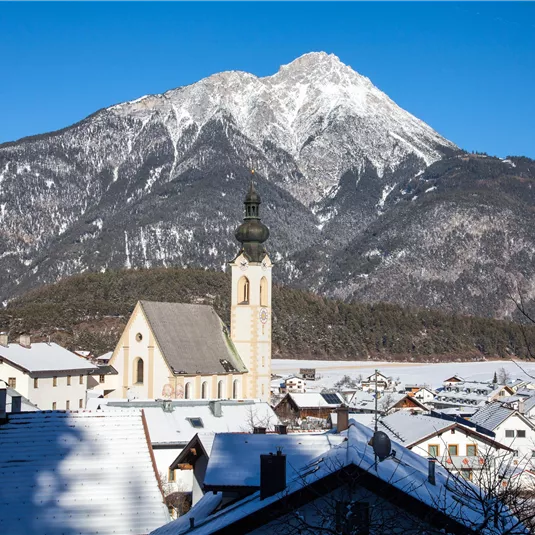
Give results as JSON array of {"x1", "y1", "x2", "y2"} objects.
[
  {"x1": 469, "y1": 402, "x2": 515, "y2": 431},
  {"x1": 140, "y1": 301, "x2": 247, "y2": 375},
  {"x1": 0, "y1": 342, "x2": 98, "y2": 373},
  {"x1": 203, "y1": 433, "x2": 346, "y2": 488},
  {"x1": 0, "y1": 411, "x2": 170, "y2": 535},
  {"x1": 152, "y1": 420, "x2": 516, "y2": 535}
]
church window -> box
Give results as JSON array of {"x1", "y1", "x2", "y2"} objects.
[
  {"x1": 260, "y1": 277, "x2": 268, "y2": 306},
  {"x1": 262, "y1": 355, "x2": 265, "y2": 368},
  {"x1": 262, "y1": 384, "x2": 265, "y2": 395},
  {"x1": 233, "y1": 379, "x2": 239, "y2": 399},
  {"x1": 136, "y1": 333, "x2": 143, "y2": 342},
  {"x1": 184, "y1": 382, "x2": 192, "y2": 400},
  {"x1": 217, "y1": 380, "x2": 224, "y2": 399},
  {"x1": 201, "y1": 381, "x2": 208, "y2": 399},
  {"x1": 238, "y1": 276, "x2": 250, "y2": 304},
  {"x1": 134, "y1": 358, "x2": 144, "y2": 384}
]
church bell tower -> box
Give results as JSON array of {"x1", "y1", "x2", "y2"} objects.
[{"x1": 230, "y1": 178, "x2": 272, "y2": 402}]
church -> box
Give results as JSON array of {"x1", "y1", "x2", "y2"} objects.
[{"x1": 106, "y1": 182, "x2": 273, "y2": 402}]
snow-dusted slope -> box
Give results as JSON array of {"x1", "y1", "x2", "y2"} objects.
[{"x1": 6, "y1": 52, "x2": 534, "y2": 320}]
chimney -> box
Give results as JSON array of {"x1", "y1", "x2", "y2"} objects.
[
  {"x1": 19, "y1": 334, "x2": 31, "y2": 349},
  {"x1": 276, "y1": 424, "x2": 288, "y2": 435},
  {"x1": 0, "y1": 332, "x2": 8, "y2": 347},
  {"x1": 209, "y1": 400, "x2": 222, "y2": 417},
  {"x1": 253, "y1": 426, "x2": 266, "y2": 434},
  {"x1": 428, "y1": 458, "x2": 436, "y2": 485},
  {"x1": 11, "y1": 395, "x2": 22, "y2": 413},
  {"x1": 335, "y1": 405, "x2": 349, "y2": 433},
  {"x1": 518, "y1": 399, "x2": 525, "y2": 414},
  {"x1": 260, "y1": 451, "x2": 286, "y2": 500}
]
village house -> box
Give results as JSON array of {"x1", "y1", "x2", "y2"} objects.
[
  {"x1": 0, "y1": 335, "x2": 98, "y2": 410},
  {"x1": 274, "y1": 392, "x2": 345, "y2": 424},
  {"x1": 405, "y1": 385, "x2": 436, "y2": 404},
  {"x1": 0, "y1": 410, "x2": 170, "y2": 535},
  {"x1": 150, "y1": 418, "x2": 518, "y2": 535},
  {"x1": 374, "y1": 411, "x2": 515, "y2": 482},
  {"x1": 347, "y1": 390, "x2": 429, "y2": 415},
  {"x1": 430, "y1": 380, "x2": 514, "y2": 412},
  {"x1": 106, "y1": 184, "x2": 273, "y2": 403},
  {"x1": 360, "y1": 370, "x2": 394, "y2": 392},
  {"x1": 280, "y1": 375, "x2": 306, "y2": 393},
  {"x1": 470, "y1": 401, "x2": 535, "y2": 462}
]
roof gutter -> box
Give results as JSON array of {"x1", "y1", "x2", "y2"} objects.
[{"x1": 141, "y1": 409, "x2": 165, "y2": 500}]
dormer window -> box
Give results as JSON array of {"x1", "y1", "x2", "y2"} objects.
[{"x1": 187, "y1": 417, "x2": 204, "y2": 429}]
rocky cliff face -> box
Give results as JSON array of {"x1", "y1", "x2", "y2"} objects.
[{"x1": 1, "y1": 52, "x2": 534, "y2": 318}]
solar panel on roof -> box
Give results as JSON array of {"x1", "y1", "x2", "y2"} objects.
[{"x1": 321, "y1": 393, "x2": 341, "y2": 404}]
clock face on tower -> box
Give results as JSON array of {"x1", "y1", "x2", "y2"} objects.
[
  {"x1": 239, "y1": 258, "x2": 248, "y2": 271},
  {"x1": 259, "y1": 308, "x2": 269, "y2": 324},
  {"x1": 261, "y1": 259, "x2": 268, "y2": 271}
]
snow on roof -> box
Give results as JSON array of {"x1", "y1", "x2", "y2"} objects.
[
  {"x1": 374, "y1": 412, "x2": 469, "y2": 446},
  {"x1": 89, "y1": 399, "x2": 280, "y2": 445},
  {"x1": 156, "y1": 419, "x2": 517, "y2": 535},
  {"x1": 0, "y1": 410, "x2": 170, "y2": 535},
  {"x1": 469, "y1": 402, "x2": 517, "y2": 431},
  {"x1": 96, "y1": 351, "x2": 113, "y2": 361},
  {"x1": 330, "y1": 412, "x2": 375, "y2": 428},
  {"x1": 203, "y1": 432, "x2": 347, "y2": 488},
  {"x1": 284, "y1": 392, "x2": 344, "y2": 408},
  {"x1": 0, "y1": 342, "x2": 98, "y2": 373}
]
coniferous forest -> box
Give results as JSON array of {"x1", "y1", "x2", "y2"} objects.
[{"x1": 2, "y1": 267, "x2": 535, "y2": 362}]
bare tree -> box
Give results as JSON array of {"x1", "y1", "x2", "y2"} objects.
[{"x1": 497, "y1": 367, "x2": 512, "y2": 385}]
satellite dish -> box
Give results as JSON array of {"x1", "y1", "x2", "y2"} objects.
[{"x1": 371, "y1": 430, "x2": 392, "y2": 461}]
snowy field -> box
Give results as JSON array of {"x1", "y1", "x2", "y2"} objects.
[{"x1": 272, "y1": 359, "x2": 535, "y2": 390}]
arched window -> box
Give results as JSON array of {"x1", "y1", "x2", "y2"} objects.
[
  {"x1": 201, "y1": 381, "x2": 208, "y2": 399},
  {"x1": 233, "y1": 379, "x2": 239, "y2": 399},
  {"x1": 238, "y1": 276, "x2": 250, "y2": 305},
  {"x1": 184, "y1": 382, "x2": 192, "y2": 400},
  {"x1": 134, "y1": 358, "x2": 144, "y2": 384},
  {"x1": 260, "y1": 277, "x2": 268, "y2": 307},
  {"x1": 217, "y1": 380, "x2": 224, "y2": 399}
]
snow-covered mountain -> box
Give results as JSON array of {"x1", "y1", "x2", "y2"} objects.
[{"x1": 2, "y1": 52, "x2": 535, "y2": 318}]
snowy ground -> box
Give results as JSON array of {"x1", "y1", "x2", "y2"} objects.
[{"x1": 272, "y1": 359, "x2": 535, "y2": 390}]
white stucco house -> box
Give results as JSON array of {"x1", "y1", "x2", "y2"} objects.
[{"x1": 0, "y1": 335, "x2": 98, "y2": 410}]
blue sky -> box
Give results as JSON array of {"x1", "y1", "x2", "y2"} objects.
[{"x1": 0, "y1": 2, "x2": 534, "y2": 158}]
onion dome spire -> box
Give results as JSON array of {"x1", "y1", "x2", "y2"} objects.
[{"x1": 235, "y1": 171, "x2": 270, "y2": 262}]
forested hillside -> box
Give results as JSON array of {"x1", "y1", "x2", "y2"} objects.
[{"x1": 2, "y1": 267, "x2": 535, "y2": 362}]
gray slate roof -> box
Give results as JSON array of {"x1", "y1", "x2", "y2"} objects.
[
  {"x1": 140, "y1": 301, "x2": 246, "y2": 375},
  {"x1": 469, "y1": 401, "x2": 514, "y2": 431}
]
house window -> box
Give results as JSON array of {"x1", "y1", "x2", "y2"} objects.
[
  {"x1": 238, "y1": 276, "x2": 250, "y2": 304},
  {"x1": 532, "y1": 451, "x2": 535, "y2": 458},
  {"x1": 67, "y1": 376, "x2": 71, "y2": 386},
  {"x1": 448, "y1": 445, "x2": 458, "y2": 457},
  {"x1": 499, "y1": 390, "x2": 505, "y2": 396},
  {"x1": 79, "y1": 399, "x2": 83, "y2": 409},
  {"x1": 201, "y1": 381, "x2": 208, "y2": 399},
  {"x1": 168, "y1": 468, "x2": 176, "y2": 482},
  {"x1": 53, "y1": 377, "x2": 57, "y2": 387},
  {"x1": 66, "y1": 400, "x2": 70, "y2": 410},
  {"x1": 187, "y1": 417, "x2": 204, "y2": 429},
  {"x1": 466, "y1": 444, "x2": 478, "y2": 456},
  {"x1": 428, "y1": 444, "x2": 440, "y2": 457},
  {"x1": 232, "y1": 379, "x2": 239, "y2": 399},
  {"x1": 33, "y1": 378, "x2": 38, "y2": 389},
  {"x1": 8, "y1": 377, "x2": 16, "y2": 388},
  {"x1": 505, "y1": 430, "x2": 515, "y2": 438},
  {"x1": 79, "y1": 375, "x2": 83, "y2": 385},
  {"x1": 217, "y1": 380, "x2": 224, "y2": 399},
  {"x1": 517, "y1": 430, "x2": 526, "y2": 438},
  {"x1": 184, "y1": 382, "x2": 192, "y2": 400},
  {"x1": 52, "y1": 402, "x2": 57, "y2": 410},
  {"x1": 260, "y1": 277, "x2": 268, "y2": 307},
  {"x1": 99, "y1": 375, "x2": 105, "y2": 384},
  {"x1": 134, "y1": 358, "x2": 144, "y2": 384}
]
